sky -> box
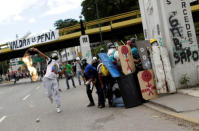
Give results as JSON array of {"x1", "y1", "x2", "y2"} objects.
[{"x1": 0, "y1": 0, "x2": 83, "y2": 44}]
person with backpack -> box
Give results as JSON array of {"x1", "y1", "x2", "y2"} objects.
[
  {"x1": 84, "y1": 63, "x2": 105, "y2": 108},
  {"x1": 82, "y1": 59, "x2": 95, "y2": 107},
  {"x1": 29, "y1": 48, "x2": 62, "y2": 113}
]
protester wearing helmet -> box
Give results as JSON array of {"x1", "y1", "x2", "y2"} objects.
[
  {"x1": 81, "y1": 58, "x2": 95, "y2": 107},
  {"x1": 107, "y1": 42, "x2": 119, "y2": 64},
  {"x1": 75, "y1": 57, "x2": 83, "y2": 86},
  {"x1": 150, "y1": 39, "x2": 159, "y2": 46},
  {"x1": 127, "y1": 37, "x2": 140, "y2": 64},
  {"x1": 84, "y1": 64, "x2": 105, "y2": 108},
  {"x1": 92, "y1": 57, "x2": 99, "y2": 68}
]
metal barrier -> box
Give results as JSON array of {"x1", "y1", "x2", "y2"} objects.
[{"x1": 59, "y1": 10, "x2": 140, "y2": 36}]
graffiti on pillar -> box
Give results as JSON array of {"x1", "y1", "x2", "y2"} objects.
[
  {"x1": 173, "y1": 47, "x2": 199, "y2": 64},
  {"x1": 169, "y1": 11, "x2": 183, "y2": 38},
  {"x1": 158, "y1": 37, "x2": 163, "y2": 46},
  {"x1": 146, "y1": 0, "x2": 153, "y2": 15},
  {"x1": 166, "y1": 0, "x2": 171, "y2": 5},
  {"x1": 167, "y1": 0, "x2": 198, "y2": 64}
]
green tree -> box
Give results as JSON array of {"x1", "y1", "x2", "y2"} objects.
[
  {"x1": 54, "y1": 19, "x2": 79, "y2": 29},
  {"x1": 0, "y1": 60, "x2": 9, "y2": 74},
  {"x1": 81, "y1": 0, "x2": 139, "y2": 21},
  {"x1": 195, "y1": 21, "x2": 199, "y2": 32}
]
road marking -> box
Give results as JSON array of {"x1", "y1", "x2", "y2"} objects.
[
  {"x1": 0, "y1": 116, "x2": 7, "y2": 123},
  {"x1": 36, "y1": 86, "x2": 40, "y2": 90},
  {"x1": 22, "y1": 94, "x2": 31, "y2": 101}
]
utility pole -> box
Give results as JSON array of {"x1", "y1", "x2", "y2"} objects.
[
  {"x1": 95, "y1": 0, "x2": 103, "y2": 44},
  {"x1": 79, "y1": 16, "x2": 85, "y2": 35}
]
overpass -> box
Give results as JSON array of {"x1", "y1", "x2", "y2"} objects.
[{"x1": 0, "y1": 3, "x2": 199, "y2": 61}]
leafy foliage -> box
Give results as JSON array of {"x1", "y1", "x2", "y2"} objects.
[
  {"x1": 180, "y1": 74, "x2": 190, "y2": 88},
  {"x1": 91, "y1": 44, "x2": 108, "y2": 57},
  {"x1": 54, "y1": 19, "x2": 79, "y2": 29},
  {"x1": 81, "y1": 0, "x2": 139, "y2": 21},
  {"x1": 194, "y1": 21, "x2": 199, "y2": 32},
  {"x1": 0, "y1": 60, "x2": 9, "y2": 74}
]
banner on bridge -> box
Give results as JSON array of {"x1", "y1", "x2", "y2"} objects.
[{"x1": 8, "y1": 30, "x2": 59, "y2": 50}]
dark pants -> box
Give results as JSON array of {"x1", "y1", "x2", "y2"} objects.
[
  {"x1": 104, "y1": 75, "x2": 115, "y2": 106},
  {"x1": 86, "y1": 84, "x2": 94, "y2": 104},
  {"x1": 66, "y1": 76, "x2": 75, "y2": 89},
  {"x1": 95, "y1": 82, "x2": 105, "y2": 106}
]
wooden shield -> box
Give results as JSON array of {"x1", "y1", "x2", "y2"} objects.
[
  {"x1": 136, "y1": 40, "x2": 152, "y2": 69},
  {"x1": 118, "y1": 45, "x2": 135, "y2": 75},
  {"x1": 137, "y1": 69, "x2": 158, "y2": 100}
]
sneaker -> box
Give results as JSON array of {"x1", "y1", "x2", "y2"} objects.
[
  {"x1": 73, "y1": 86, "x2": 76, "y2": 88},
  {"x1": 56, "y1": 107, "x2": 61, "y2": 113},
  {"x1": 49, "y1": 96, "x2": 53, "y2": 104},
  {"x1": 87, "y1": 103, "x2": 95, "y2": 107},
  {"x1": 98, "y1": 104, "x2": 105, "y2": 109}
]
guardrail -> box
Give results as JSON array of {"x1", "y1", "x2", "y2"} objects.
[{"x1": 59, "y1": 10, "x2": 140, "y2": 36}]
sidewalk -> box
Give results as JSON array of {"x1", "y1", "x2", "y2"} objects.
[{"x1": 144, "y1": 87, "x2": 199, "y2": 125}]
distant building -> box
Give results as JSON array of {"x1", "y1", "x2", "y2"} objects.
[
  {"x1": 9, "y1": 58, "x2": 21, "y2": 72},
  {"x1": 60, "y1": 46, "x2": 81, "y2": 62}
]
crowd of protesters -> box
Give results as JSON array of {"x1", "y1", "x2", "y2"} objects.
[
  {"x1": 0, "y1": 37, "x2": 140, "y2": 112},
  {"x1": 63, "y1": 38, "x2": 140, "y2": 109}
]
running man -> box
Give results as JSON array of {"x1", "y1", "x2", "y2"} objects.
[{"x1": 30, "y1": 48, "x2": 62, "y2": 113}]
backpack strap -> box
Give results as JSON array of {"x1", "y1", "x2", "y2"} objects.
[
  {"x1": 97, "y1": 63, "x2": 103, "y2": 72},
  {"x1": 47, "y1": 57, "x2": 52, "y2": 65}
]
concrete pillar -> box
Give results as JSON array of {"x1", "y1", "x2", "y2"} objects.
[
  {"x1": 139, "y1": 0, "x2": 199, "y2": 88},
  {"x1": 80, "y1": 35, "x2": 92, "y2": 64}
]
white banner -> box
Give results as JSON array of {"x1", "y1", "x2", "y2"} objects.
[
  {"x1": 8, "y1": 30, "x2": 59, "y2": 50},
  {"x1": 80, "y1": 35, "x2": 92, "y2": 64}
]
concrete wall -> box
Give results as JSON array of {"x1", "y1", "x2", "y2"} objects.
[{"x1": 139, "y1": 0, "x2": 199, "y2": 88}]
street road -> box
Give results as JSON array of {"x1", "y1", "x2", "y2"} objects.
[{"x1": 0, "y1": 78, "x2": 196, "y2": 131}]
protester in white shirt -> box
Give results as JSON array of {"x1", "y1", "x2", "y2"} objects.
[{"x1": 30, "y1": 48, "x2": 62, "y2": 113}]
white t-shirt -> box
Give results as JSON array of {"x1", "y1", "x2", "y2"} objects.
[
  {"x1": 44, "y1": 58, "x2": 59, "y2": 79},
  {"x1": 76, "y1": 62, "x2": 82, "y2": 72}
]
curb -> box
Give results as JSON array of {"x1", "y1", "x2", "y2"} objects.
[
  {"x1": 149, "y1": 100, "x2": 180, "y2": 113},
  {"x1": 144, "y1": 103, "x2": 199, "y2": 125}
]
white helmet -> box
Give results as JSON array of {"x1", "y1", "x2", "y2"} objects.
[
  {"x1": 76, "y1": 57, "x2": 80, "y2": 61},
  {"x1": 93, "y1": 57, "x2": 97, "y2": 60}
]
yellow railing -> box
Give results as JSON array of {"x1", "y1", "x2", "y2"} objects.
[
  {"x1": 59, "y1": 2, "x2": 199, "y2": 36},
  {"x1": 59, "y1": 10, "x2": 140, "y2": 36}
]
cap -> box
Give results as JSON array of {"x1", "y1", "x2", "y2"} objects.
[
  {"x1": 130, "y1": 38, "x2": 136, "y2": 44},
  {"x1": 93, "y1": 57, "x2": 97, "y2": 60},
  {"x1": 82, "y1": 58, "x2": 87, "y2": 61},
  {"x1": 51, "y1": 52, "x2": 58, "y2": 58},
  {"x1": 127, "y1": 40, "x2": 131, "y2": 45},
  {"x1": 100, "y1": 48, "x2": 105, "y2": 52},
  {"x1": 107, "y1": 42, "x2": 115, "y2": 49},
  {"x1": 150, "y1": 39, "x2": 157, "y2": 44},
  {"x1": 76, "y1": 57, "x2": 80, "y2": 61}
]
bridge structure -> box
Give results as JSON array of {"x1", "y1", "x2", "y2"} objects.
[{"x1": 0, "y1": 3, "x2": 199, "y2": 61}]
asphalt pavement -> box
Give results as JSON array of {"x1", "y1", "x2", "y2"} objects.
[{"x1": 0, "y1": 78, "x2": 197, "y2": 131}]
